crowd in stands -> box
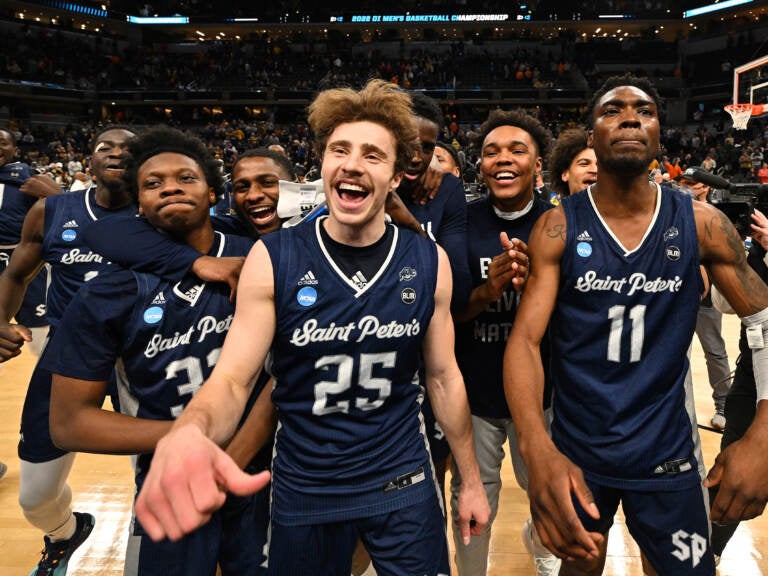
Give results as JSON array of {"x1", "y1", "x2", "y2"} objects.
[
  {"x1": 6, "y1": 108, "x2": 766, "y2": 195},
  {"x1": 2, "y1": 11, "x2": 766, "y2": 95},
  {"x1": 2, "y1": 10, "x2": 767, "y2": 192}
]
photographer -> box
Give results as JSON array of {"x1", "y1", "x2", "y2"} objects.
[
  {"x1": 676, "y1": 172, "x2": 733, "y2": 429},
  {"x1": 710, "y1": 207, "x2": 768, "y2": 562}
]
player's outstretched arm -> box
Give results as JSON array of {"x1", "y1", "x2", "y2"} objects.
[
  {"x1": 225, "y1": 378, "x2": 277, "y2": 469},
  {"x1": 423, "y1": 245, "x2": 490, "y2": 545},
  {"x1": 0, "y1": 198, "x2": 46, "y2": 361},
  {"x1": 696, "y1": 202, "x2": 768, "y2": 523},
  {"x1": 135, "y1": 241, "x2": 276, "y2": 541},
  {"x1": 503, "y1": 207, "x2": 602, "y2": 560}
]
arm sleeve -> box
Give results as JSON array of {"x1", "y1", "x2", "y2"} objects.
[
  {"x1": 435, "y1": 177, "x2": 471, "y2": 314},
  {"x1": 41, "y1": 270, "x2": 136, "y2": 380},
  {"x1": 82, "y1": 215, "x2": 200, "y2": 281}
]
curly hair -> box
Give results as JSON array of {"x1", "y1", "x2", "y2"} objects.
[
  {"x1": 308, "y1": 79, "x2": 419, "y2": 174},
  {"x1": 584, "y1": 73, "x2": 664, "y2": 128},
  {"x1": 122, "y1": 125, "x2": 225, "y2": 203},
  {"x1": 547, "y1": 127, "x2": 590, "y2": 198},
  {"x1": 471, "y1": 108, "x2": 552, "y2": 160}
]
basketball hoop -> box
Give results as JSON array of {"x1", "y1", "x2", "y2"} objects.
[{"x1": 725, "y1": 103, "x2": 759, "y2": 130}]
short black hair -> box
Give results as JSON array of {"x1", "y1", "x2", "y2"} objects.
[
  {"x1": 234, "y1": 148, "x2": 297, "y2": 181},
  {"x1": 410, "y1": 92, "x2": 443, "y2": 129},
  {"x1": 122, "y1": 126, "x2": 225, "y2": 203},
  {"x1": 585, "y1": 73, "x2": 664, "y2": 128},
  {"x1": 0, "y1": 128, "x2": 17, "y2": 146},
  {"x1": 471, "y1": 108, "x2": 552, "y2": 159},
  {"x1": 435, "y1": 141, "x2": 462, "y2": 175},
  {"x1": 90, "y1": 124, "x2": 135, "y2": 152}
]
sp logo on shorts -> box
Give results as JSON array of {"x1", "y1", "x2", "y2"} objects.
[{"x1": 671, "y1": 530, "x2": 708, "y2": 568}]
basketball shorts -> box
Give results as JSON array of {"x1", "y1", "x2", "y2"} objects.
[
  {"x1": 0, "y1": 249, "x2": 48, "y2": 327},
  {"x1": 126, "y1": 489, "x2": 270, "y2": 576},
  {"x1": 574, "y1": 480, "x2": 715, "y2": 575},
  {"x1": 267, "y1": 492, "x2": 449, "y2": 576}
]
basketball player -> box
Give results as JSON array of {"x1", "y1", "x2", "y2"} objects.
[
  {"x1": 449, "y1": 108, "x2": 559, "y2": 576},
  {"x1": 504, "y1": 73, "x2": 768, "y2": 575},
  {"x1": 0, "y1": 128, "x2": 53, "y2": 356},
  {"x1": 434, "y1": 141, "x2": 462, "y2": 179},
  {"x1": 42, "y1": 126, "x2": 270, "y2": 575},
  {"x1": 0, "y1": 125, "x2": 136, "y2": 576},
  {"x1": 134, "y1": 79, "x2": 490, "y2": 575},
  {"x1": 0, "y1": 128, "x2": 56, "y2": 485},
  {"x1": 547, "y1": 127, "x2": 597, "y2": 198}
]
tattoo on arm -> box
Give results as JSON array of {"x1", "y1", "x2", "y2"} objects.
[
  {"x1": 546, "y1": 224, "x2": 566, "y2": 243},
  {"x1": 715, "y1": 211, "x2": 747, "y2": 266},
  {"x1": 713, "y1": 210, "x2": 768, "y2": 311}
]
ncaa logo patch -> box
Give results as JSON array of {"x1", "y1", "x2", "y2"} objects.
[
  {"x1": 61, "y1": 229, "x2": 77, "y2": 242},
  {"x1": 666, "y1": 245, "x2": 681, "y2": 261},
  {"x1": 576, "y1": 241, "x2": 592, "y2": 258},
  {"x1": 143, "y1": 306, "x2": 164, "y2": 324},
  {"x1": 297, "y1": 286, "x2": 317, "y2": 307},
  {"x1": 401, "y1": 287, "x2": 416, "y2": 304}
]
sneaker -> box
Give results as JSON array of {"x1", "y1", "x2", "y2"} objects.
[
  {"x1": 711, "y1": 413, "x2": 726, "y2": 430},
  {"x1": 0, "y1": 460, "x2": 7, "y2": 480},
  {"x1": 30, "y1": 512, "x2": 95, "y2": 576},
  {"x1": 522, "y1": 518, "x2": 562, "y2": 576}
]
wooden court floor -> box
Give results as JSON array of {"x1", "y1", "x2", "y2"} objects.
[{"x1": 1, "y1": 313, "x2": 766, "y2": 575}]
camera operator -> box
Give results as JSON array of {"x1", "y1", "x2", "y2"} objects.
[
  {"x1": 710, "y1": 206, "x2": 768, "y2": 563},
  {"x1": 676, "y1": 172, "x2": 733, "y2": 429}
]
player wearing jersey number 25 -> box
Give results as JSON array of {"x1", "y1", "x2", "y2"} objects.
[{"x1": 135, "y1": 79, "x2": 490, "y2": 575}]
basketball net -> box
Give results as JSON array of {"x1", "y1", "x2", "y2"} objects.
[{"x1": 725, "y1": 103, "x2": 763, "y2": 130}]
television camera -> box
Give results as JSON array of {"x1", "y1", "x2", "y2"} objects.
[{"x1": 681, "y1": 167, "x2": 768, "y2": 237}]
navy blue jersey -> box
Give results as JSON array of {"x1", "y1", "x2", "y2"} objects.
[
  {"x1": 0, "y1": 161, "x2": 37, "y2": 245},
  {"x1": 0, "y1": 162, "x2": 49, "y2": 327},
  {"x1": 43, "y1": 232, "x2": 255, "y2": 469},
  {"x1": 456, "y1": 197, "x2": 552, "y2": 418},
  {"x1": 263, "y1": 216, "x2": 439, "y2": 525},
  {"x1": 400, "y1": 174, "x2": 471, "y2": 312},
  {"x1": 553, "y1": 185, "x2": 703, "y2": 489},
  {"x1": 41, "y1": 187, "x2": 136, "y2": 327}
]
